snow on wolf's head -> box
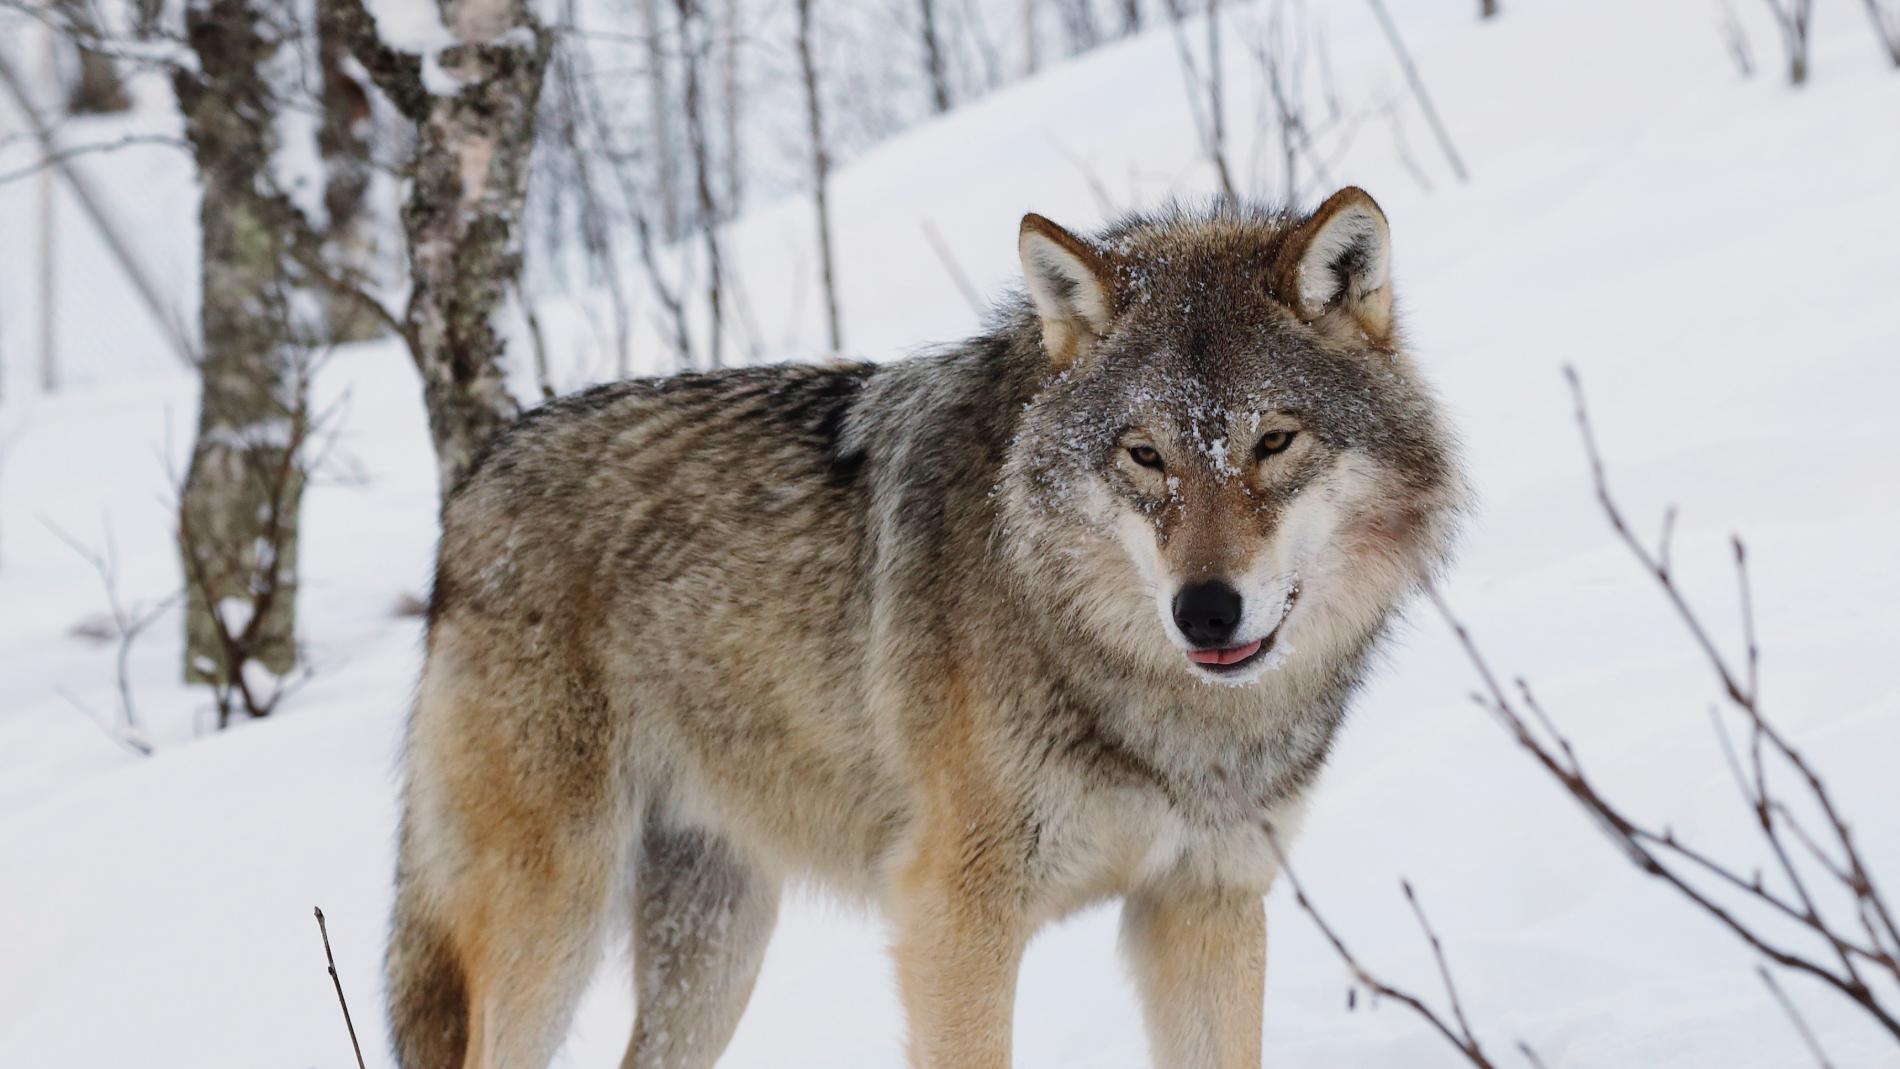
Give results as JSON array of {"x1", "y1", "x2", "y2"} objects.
[{"x1": 998, "y1": 189, "x2": 1467, "y2": 688}]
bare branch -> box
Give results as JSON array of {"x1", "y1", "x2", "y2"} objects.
[
  {"x1": 1261, "y1": 824, "x2": 1507, "y2": 1067},
  {"x1": 1760, "y1": 965, "x2": 1835, "y2": 1068},
  {"x1": 1413, "y1": 371, "x2": 1900, "y2": 1045},
  {"x1": 920, "y1": 219, "x2": 986, "y2": 319},
  {"x1": 1363, "y1": 0, "x2": 1469, "y2": 182},
  {"x1": 0, "y1": 133, "x2": 188, "y2": 187},
  {"x1": 314, "y1": 908, "x2": 369, "y2": 1069}
]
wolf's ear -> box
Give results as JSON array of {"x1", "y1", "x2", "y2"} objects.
[
  {"x1": 1020, "y1": 213, "x2": 1117, "y2": 367},
  {"x1": 1272, "y1": 187, "x2": 1393, "y2": 345}
]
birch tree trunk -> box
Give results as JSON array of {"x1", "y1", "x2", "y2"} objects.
[
  {"x1": 322, "y1": 0, "x2": 548, "y2": 497},
  {"x1": 403, "y1": 2, "x2": 545, "y2": 492},
  {"x1": 173, "y1": 0, "x2": 304, "y2": 685}
]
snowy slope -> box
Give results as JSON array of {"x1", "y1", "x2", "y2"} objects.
[{"x1": 4, "y1": 0, "x2": 1900, "y2": 1066}]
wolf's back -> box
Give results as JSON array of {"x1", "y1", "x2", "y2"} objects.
[{"x1": 429, "y1": 362, "x2": 883, "y2": 638}]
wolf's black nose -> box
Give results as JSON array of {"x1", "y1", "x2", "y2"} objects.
[{"x1": 1173, "y1": 581, "x2": 1242, "y2": 646}]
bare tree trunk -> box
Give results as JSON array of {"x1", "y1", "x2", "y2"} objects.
[
  {"x1": 796, "y1": 0, "x2": 842, "y2": 352},
  {"x1": 54, "y1": 0, "x2": 132, "y2": 114},
  {"x1": 1479, "y1": 0, "x2": 1498, "y2": 18},
  {"x1": 642, "y1": 0, "x2": 681, "y2": 239},
  {"x1": 720, "y1": 0, "x2": 742, "y2": 216},
  {"x1": 173, "y1": 0, "x2": 306, "y2": 687},
  {"x1": 1205, "y1": 0, "x2": 1233, "y2": 204},
  {"x1": 316, "y1": 0, "x2": 381, "y2": 343},
  {"x1": 919, "y1": 0, "x2": 953, "y2": 112},
  {"x1": 678, "y1": 0, "x2": 725, "y2": 367},
  {"x1": 1119, "y1": 0, "x2": 1141, "y2": 36}
]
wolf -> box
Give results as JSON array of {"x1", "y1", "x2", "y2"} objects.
[{"x1": 386, "y1": 186, "x2": 1465, "y2": 1069}]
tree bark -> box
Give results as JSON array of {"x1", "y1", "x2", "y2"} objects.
[
  {"x1": 1480, "y1": 0, "x2": 1498, "y2": 19},
  {"x1": 796, "y1": 0, "x2": 842, "y2": 351},
  {"x1": 321, "y1": 0, "x2": 548, "y2": 496},
  {"x1": 174, "y1": 0, "x2": 305, "y2": 685}
]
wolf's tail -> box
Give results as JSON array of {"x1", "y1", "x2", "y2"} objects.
[{"x1": 386, "y1": 860, "x2": 469, "y2": 1069}]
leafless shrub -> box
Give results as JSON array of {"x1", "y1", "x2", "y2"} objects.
[
  {"x1": 1419, "y1": 371, "x2": 1900, "y2": 1045},
  {"x1": 1273, "y1": 373, "x2": 1899, "y2": 1063},
  {"x1": 1167, "y1": 0, "x2": 1238, "y2": 205},
  {"x1": 1262, "y1": 824, "x2": 1537, "y2": 1068},
  {"x1": 1245, "y1": 0, "x2": 1355, "y2": 202},
  {"x1": 46, "y1": 518, "x2": 172, "y2": 756}
]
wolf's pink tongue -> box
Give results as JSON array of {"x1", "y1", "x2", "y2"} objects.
[{"x1": 1188, "y1": 639, "x2": 1263, "y2": 666}]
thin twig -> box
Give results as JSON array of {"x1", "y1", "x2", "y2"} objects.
[
  {"x1": 920, "y1": 220, "x2": 987, "y2": 319},
  {"x1": 1402, "y1": 880, "x2": 1482, "y2": 1050},
  {"x1": 1261, "y1": 824, "x2": 1503, "y2": 1067},
  {"x1": 0, "y1": 133, "x2": 189, "y2": 186},
  {"x1": 314, "y1": 908, "x2": 368, "y2": 1069},
  {"x1": 1759, "y1": 965, "x2": 1835, "y2": 1068},
  {"x1": 1363, "y1": 0, "x2": 1469, "y2": 181}
]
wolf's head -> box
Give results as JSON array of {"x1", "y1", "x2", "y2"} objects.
[{"x1": 998, "y1": 189, "x2": 1466, "y2": 688}]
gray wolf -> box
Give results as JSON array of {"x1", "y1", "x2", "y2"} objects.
[{"x1": 386, "y1": 186, "x2": 1466, "y2": 1069}]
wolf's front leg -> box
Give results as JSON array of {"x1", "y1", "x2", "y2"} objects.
[
  {"x1": 1121, "y1": 885, "x2": 1267, "y2": 1069},
  {"x1": 889, "y1": 811, "x2": 1033, "y2": 1069}
]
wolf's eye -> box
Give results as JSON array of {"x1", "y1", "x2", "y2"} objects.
[
  {"x1": 1256, "y1": 430, "x2": 1297, "y2": 459},
  {"x1": 1128, "y1": 445, "x2": 1165, "y2": 470}
]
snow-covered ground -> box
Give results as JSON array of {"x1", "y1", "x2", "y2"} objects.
[{"x1": 4, "y1": 0, "x2": 1899, "y2": 1065}]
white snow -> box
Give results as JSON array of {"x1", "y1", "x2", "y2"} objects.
[{"x1": 3, "y1": 0, "x2": 1899, "y2": 1066}]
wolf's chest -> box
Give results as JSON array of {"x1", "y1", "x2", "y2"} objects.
[{"x1": 1031, "y1": 771, "x2": 1302, "y2": 917}]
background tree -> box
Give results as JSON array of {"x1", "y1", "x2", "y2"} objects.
[
  {"x1": 323, "y1": 0, "x2": 549, "y2": 496},
  {"x1": 172, "y1": 0, "x2": 309, "y2": 691},
  {"x1": 796, "y1": 0, "x2": 842, "y2": 351}
]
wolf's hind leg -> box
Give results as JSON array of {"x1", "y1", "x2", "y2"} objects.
[
  {"x1": 621, "y1": 816, "x2": 781, "y2": 1069},
  {"x1": 390, "y1": 647, "x2": 634, "y2": 1069}
]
